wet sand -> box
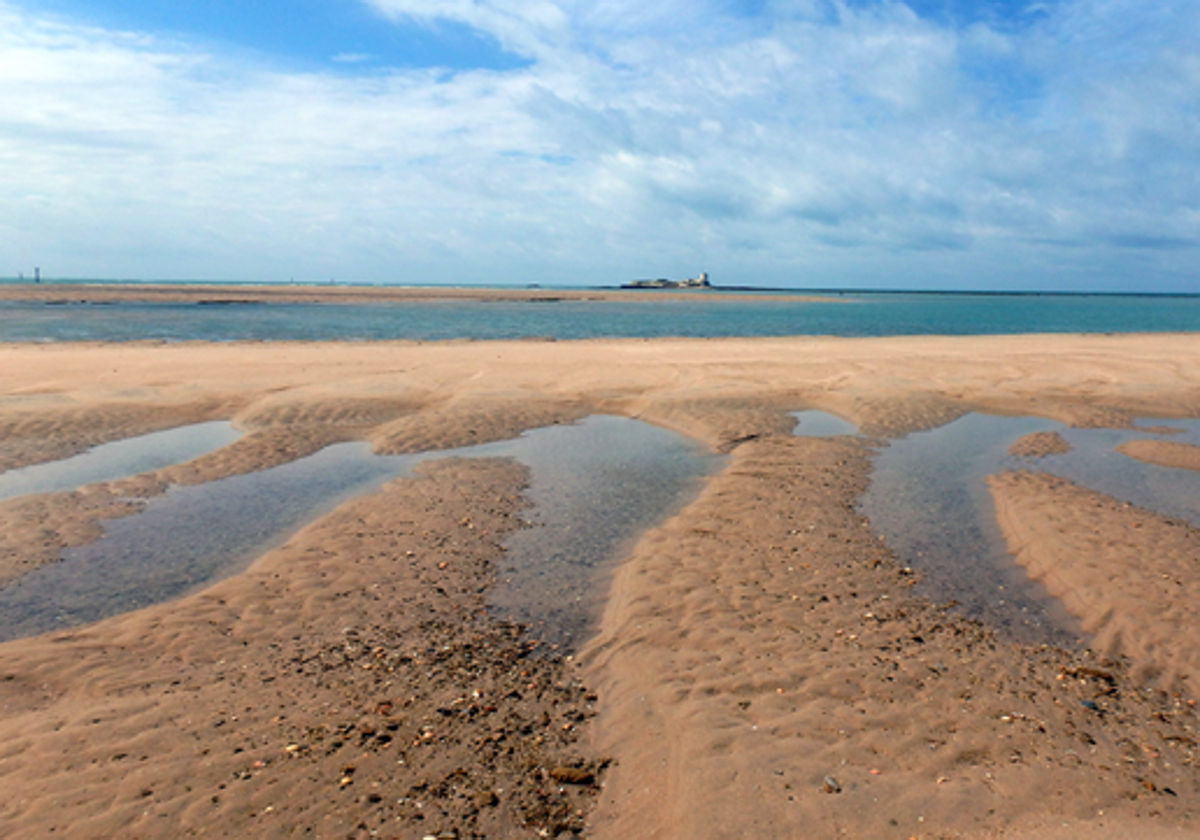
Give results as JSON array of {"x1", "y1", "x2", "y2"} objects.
[
  {"x1": 991, "y1": 471, "x2": 1200, "y2": 691},
  {"x1": 1119, "y1": 439, "x2": 1200, "y2": 472},
  {"x1": 1009, "y1": 432, "x2": 1072, "y2": 458},
  {"x1": 0, "y1": 334, "x2": 1199, "y2": 838}
]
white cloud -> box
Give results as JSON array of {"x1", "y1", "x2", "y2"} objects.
[
  {"x1": 365, "y1": 0, "x2": 573, "y2": 60},
  {"x1": 0, "y1": 0, "x2": 1197, "y2": 289}
]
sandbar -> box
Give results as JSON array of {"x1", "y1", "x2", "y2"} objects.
[
  {"x1": 0, "y1": 282, "x2": 836, "y2": 306},
  {"x1": 1009, "y1": 431, "x2": 1072, "y2": 458},
  {"x1": 0, "y1": 333, "x2": 1199, "y2": 839},
  {"x1": 1119, "y1": 439, "x2": 1200, "y2": 472}
]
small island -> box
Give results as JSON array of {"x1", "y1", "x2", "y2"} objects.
[{"x1": 622, "y1": 271, "x2": 711, "y2": 290}]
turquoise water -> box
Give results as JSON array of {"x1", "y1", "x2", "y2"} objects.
[
  {"x1": 0, "y1": 416, "x2": 718, "y2": 645},
  {"x1": 1, "y1": 291, "x2": 1198, "y2": 341}
]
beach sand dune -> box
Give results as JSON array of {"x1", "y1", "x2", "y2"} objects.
[{"x1": 0, "y1": 334, "x2": 1198, "y2": 838}]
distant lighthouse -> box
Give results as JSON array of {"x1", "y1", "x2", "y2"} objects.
[{"x1": 34, "y1": 267, "x2": 40, "y2": 284}]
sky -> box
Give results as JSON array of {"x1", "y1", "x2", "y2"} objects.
[{"x1": 1, "y1": 0, "x2": 1197, "y2": 291}]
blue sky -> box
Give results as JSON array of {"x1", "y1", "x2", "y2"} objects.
[{"x1": 2, "y1": 0, "x2": 1197, "y2": 291}]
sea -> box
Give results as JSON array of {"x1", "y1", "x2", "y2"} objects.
[{"x1": 1, "y1": 285, "x2": 1198, "y2": 341}]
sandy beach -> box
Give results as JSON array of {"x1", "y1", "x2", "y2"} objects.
[{"x1": 1, "y1": 333, "x2": 1199, "y2": 838}]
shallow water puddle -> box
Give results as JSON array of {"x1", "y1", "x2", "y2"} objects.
[
  {"x1": 0, "y1": 416, "x2": 719, "y2": 644},
  {"x1": 489, "y1": 416, "x2": 722, "y2": 647},
  {"x1": 1046, "y1": 420, "x2": 1200, "y2": 525},
  {"x1": 863, "y1": 414, "x2": 1200, "y2": 645},
  {"x1": 0, "y1": 442, "x2": 421, "y2": 642},
  {"x1": 790, "y1": 410, "x2": 859, "y2": 437},
  {"x1": 0, "y1": 421, "x2": 242, "y2": 502}
]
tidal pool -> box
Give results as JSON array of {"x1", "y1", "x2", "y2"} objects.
[
  {"x1": 0, "y1": 421, "x2": 242, "y2": 502},
  {"x1": 1045, "y1": 420, "x2": 1200, "y2": 525},
  {"x1": 0, "y1": 416, "x2": 719, "y2": 645},
  {"x1": 863, "y1": 414, "x2": 1200, "y2": 645},
  {"x1": 791, "y1": 410, "x2": 859, "y2": 437},
  {"x1": 489, "y1": 416, "x2": 723, "y2": 647}
]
